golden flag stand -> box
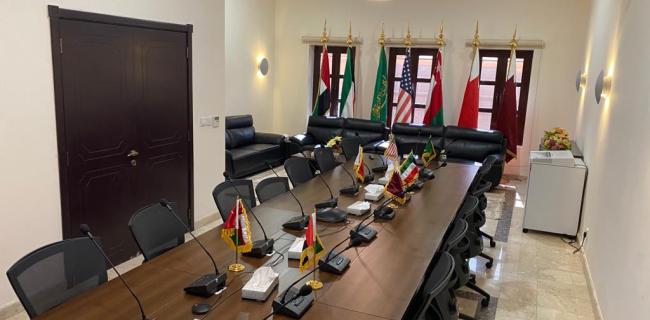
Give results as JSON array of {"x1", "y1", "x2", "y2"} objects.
[
  {"x1": 228, "y1": 197, "x2": 245, "y2": 272},
  {"x1": 305, "y1": 251, "x2": 323, "y2": 290}
]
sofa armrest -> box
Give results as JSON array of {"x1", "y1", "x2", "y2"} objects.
[
  {"x1": 255, "y1": 132, "x2": 285, "y2": 145},
  {"x1": 290, "y1": 133, "x2": 315, "y2": 147}
]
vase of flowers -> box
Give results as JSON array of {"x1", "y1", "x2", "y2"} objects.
[
  {"x1": 542, "y1": 127, "x2": 572, "y2": 150},
  {"x1": 326, "y1": 136, "x2": 343, "y2": 154}
]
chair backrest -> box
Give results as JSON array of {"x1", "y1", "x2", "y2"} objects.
[
  {"x1": 342, "y1": 118, "x2": 387, "y2": 145},
  {"x1": 225, "y1": 114, "x2": 255, "y2": 149},
  {"x1": 458, "y1": 195, "x2": 479, "y2": 219},
  {"x1": 443, "y1": 126, "x2": 505, "y2": 162},
  {"x1": 306, "y1": 116, "x2": 345, "y2": 145},
  {"x1": 6, "y1": 237, "x2": 108, "y2": 318},
  {"x1": 284, "y1": 157, "x2": 315, "y2": 186},
  {"x1": 415, "y1": 252, "x2": 455, "y2": 320},
  {"x1": 313, "y1": 147, "x2": 339, "y2": 172},
  {"x1": 340, "y1": 137, "x2": 362, "y2": 161},
  {"x1": 256, "y1": 176, "x2": 290, "y2": 203},
  {"x1": 212, "y1": 180, "x2": 256, "y2": 222},
  {"x1": 129, "y1": 202, "x2": 186, "y2": 262},
  {"x1": 468, "y1": 155, "x2": 497, "y2": 192}
]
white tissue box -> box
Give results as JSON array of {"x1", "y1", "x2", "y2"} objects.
[
  {"x1": 377, "y1": 176, "x2": 389, "y2": 185},
  {"x1": 288, "y1": 237, "x2": 305, "y2": 260},
  {"x1": 241, "y1": 267, "x2": 279, "y2": 302},
  {"x1": 346, "y1": 201, "x2": 371, "y2": 216},
  {"x1": 364, "y1": 184, "x2": 385, "y2": 201}
]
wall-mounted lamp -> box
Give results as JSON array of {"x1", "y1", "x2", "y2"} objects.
[
  {"x1": 575, "y1": 70, "x2": 587, "y2": 92},
  {"x1": 257, "y1": 57, "x2": 269, "y2": 78},
  {"x1": 594, "y1": 70, "x2": 612, "y2": 104}
]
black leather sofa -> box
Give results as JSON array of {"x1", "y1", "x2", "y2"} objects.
[
  {"x1": 225, "y1": 115, "x2": 286, "y2": 178},
  {"x1": 290, "y1": 116, "x2": 388, "y2": 153},
  {"x1": 391, "y1": 123, "x2": 445, "y2": 155}
]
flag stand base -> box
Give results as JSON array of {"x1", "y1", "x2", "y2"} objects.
[
  {"x1": 306, "y1": 279, "x2": 323, "y2": 290},
  {"x1": 228, "y1": 263, "x2": 245, "y2": 272}
]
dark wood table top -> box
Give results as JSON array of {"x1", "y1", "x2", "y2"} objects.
[{"x1": 37, "y1": 161, "x2": 477, "y2": 320}]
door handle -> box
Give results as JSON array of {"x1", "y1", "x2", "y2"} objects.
[{"x1": 127, "y1": 150, "x2": 139, "y2": 158}]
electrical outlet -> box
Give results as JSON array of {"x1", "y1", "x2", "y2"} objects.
[{"x1": 199, "y1": 116, "x2": 212, "y2": 127}]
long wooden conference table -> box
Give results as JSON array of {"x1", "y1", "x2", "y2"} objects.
[{"x1": 37, "y1": 161, "x2": 478, "y2": 320}]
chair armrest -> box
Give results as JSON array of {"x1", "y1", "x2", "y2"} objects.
[
  {"x1": 290, "y1": 133, "x2": 315, "y2": 146},
  {"x1": 472, "y1": 180, "x2": 492, "y2": 196},
  {"x1": 255, "y1": 132, "x2": 285, "y2": 145}
]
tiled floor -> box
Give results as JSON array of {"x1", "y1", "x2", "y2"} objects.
[{"x1": 3, "y1": 174, "x2": 602, "y2": 320}]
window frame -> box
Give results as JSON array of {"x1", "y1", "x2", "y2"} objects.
[
  {"x1": 478, "y1": 49, "x2": 533, "y2": 145},
  {"x1": 386, "y1": 47, "x2": 438, "y2": 125},
  {"x1": 311, "y1": 45, "x2": 356, "y2": 117}
]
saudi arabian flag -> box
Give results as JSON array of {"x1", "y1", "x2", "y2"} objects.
[
  {"x1": 421, "y1": 136, "x2": 436, "y2": 167},
  {"x1": 371, "y1": 46, "x2": 388, "y2": 123},
  {"x1": 399, "y1": 151, "x2": 420, "y2": 187},
  {"x1": 339, "y1": 47, "x2": 355, "y2": 118}
]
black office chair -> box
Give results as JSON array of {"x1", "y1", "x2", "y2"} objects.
[
  {"x1": 458, "y1": 196, "x2": 492, "y2": 307},
  {"x1": 469, "y1": 156, "x2": 498, "y2": 248},
  {"x1": 313, "y1": 147, "x2": 339, "y2": 172},
  {"x1": 256, "y1": 176, "x2": 290, "y2": 203},
  {"x1": 129, "y1": 201, "x2": 186, "y2": 262},
  {"x1": 413, "y1": 252, "x2": 456, "y2": 320},
  {"x1": 6, "y1": 237, "x2": 108, "y2": 318},
  {"x1": 283, "y1": 157, "x2": 315, "y2": 186},
  {"x1": 340, "y1": 137, "x2": 362, "y2": 161},
  {"x1": 212, "y1": 180, "x2": 257, "y2": 222}
]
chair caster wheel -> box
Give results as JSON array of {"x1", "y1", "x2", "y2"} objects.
[
  {"x1": 486, "y1": 261, "x2": 493, "y2": 269},
  {"x1": 481, "y1": 298, "x2": 490, "y2": 307},
  {"x1": 523, "y1": 228, "x2": 529, "y2": 233},
  {"x1": 490, "y1": 240, "x2": 496, "y2": 247}
]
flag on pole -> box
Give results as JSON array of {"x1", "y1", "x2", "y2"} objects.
[
  {"x1": 384, "y1": 168, "x2": 406, "y2": 205},
  {"x1": 353, "y1": 145, "x2": 365, "y2": 182},
  {"x1": 339, "y1": 48, "x2": 355, "y2": 118},
  {"x1": 423, "y1": 48, "x2": 445, "y2": 125},
  {"x1": 299, "y1": 212, "x2": 325, "y2": 272},
  {"x1": 394, "y1": 48, "x2": 414, "y2": 123},
  {"x1": 457, "y1": 46, "x2": 480, "y2": 128},
  {"x1": 399, "y1": 151, "x2": 420, "y2": 186},
  {"x1": 220, "y1": 198, "x2": 253, "y2": 253},
  {"x1": 382, "y1": 134, "x2": 399, "y2": 182},
  {"x1": 371, "y1": 45, "x2": 388, "y2": 123},
  {"x1": 313, "y1": 46, "x2": 331, "y2": 116},
  {"x1": 421, "y1": 136, "x2": 436, "y2": 167},
  {"x1": 494, "y1": 36, "x2": 519, "y2": 162}
]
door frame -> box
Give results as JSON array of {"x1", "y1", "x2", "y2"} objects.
[{"x1": 48, "y1": 5, "x2": 195, "y2": 238}]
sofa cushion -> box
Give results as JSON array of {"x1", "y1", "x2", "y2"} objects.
[
  {"x1": 391, "y1": 123, "x2": 444, "y2": 155},
  {"x1": 226, "y1": 115, "x2": 256, "y2": 149},
  {"x1": 444, "y1": 126, "x2": 504, "y2": 162},
  {"x1": 306, "y1": 116, "x2": 344, "y2": 145},
  {"x1": 342, "y1": 118, "x2": 387, "y2": 146},
  {"x1": 231, "y1": 144, "x2": 280, "y2": 160}
]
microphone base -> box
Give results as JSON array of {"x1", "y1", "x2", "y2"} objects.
[
  {"x1": 243, "y1": 238, "x2": 275, "y2": 258},
  {"x1": 316, "y1": 207, "x2": 347, "y2": 223},
  {"x1": 420, "y1": 168, "x2": 435, "y2": 180},
  {"x1": 339, "y1": 185, "x2": 360, "y2": 196},
  {"x1": 373, "y1": 206, "x2": 395, "y2": 220},
  {"x1": 184, "y1": 272, "x2": 227, "y2": 297},
  {"x1": 372, "y1": 165, "x2": 388, "y2": 173},
  {"x1": 315, "y1": 197, "x2": 338, "y2": 209},
  {"x1": 272, "y1": 287, "x2": 314, "y2": 319},
  {"x1": 406, "y1": 180, "x2": 425, "y2": 192},
  {"x1": 318, "y1": 251, "x2": 351, "y2": 274},
  {"x1": 283, "y1": 215, "x2": 310, "y2": 231},
  {"x1": 363, "y1": 175, "x2": 374, "y2": 184},
  {"x1": 350, "y1": 225, "x2": 378, "y2": 243}
]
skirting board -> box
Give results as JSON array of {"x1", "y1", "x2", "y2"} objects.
[{"x1": 580, "y1": 251, "x2": 605, "y2": 320}]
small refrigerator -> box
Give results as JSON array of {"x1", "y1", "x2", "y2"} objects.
[{"x1": 523, "y1": 150, "x2": 587, "y2": 237}]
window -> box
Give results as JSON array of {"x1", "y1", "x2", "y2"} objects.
[
  {"x1": 387, "y1": 47, "x2": 438, "y2": 125},
  {"x1": 311, "y1": 46, "x2": 355, "y2": 117},
  {"x1": 478, "y1": 49, "x2": 533, "y2": 145}
]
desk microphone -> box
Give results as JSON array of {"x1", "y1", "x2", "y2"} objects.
[
  {"x1": 158, "y1": 200, "x2": 227, "y2": 299},
  {"x1": 349, "y1": 210, "x2": 378, "y2": 243},
  {"x1": 305, "y1": 159, "x2": 347, "y2": 223},
  {"x1": 338, "y1": 163, "x2": 360, "y2": 196},
  {"x1": 266, "y1": 161, "x2": 309, "y2": 230},
  {"x1": 306, "y1": 158, "x2": 338, "y2": 209},
  {"x1": 372, "y1": 196, "x2": 397, "y2": 220},
  {"x1": 222, "y1": 172, "x2": 274, "y2": 258},
  {"x1": 79, "y1": 224, "x2": 150, "y2": 320}
]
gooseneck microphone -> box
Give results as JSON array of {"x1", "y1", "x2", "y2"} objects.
[
  {"x1": 338, "y1": 163, "x2": 360, "y2": 196},
  {"x1": 306, "y1": 159, "x2": 337, "y2": 209},
  {"x1": 372, "y1": 195, "x2": 397, "y2": 220},
  {"x1": 79, "y1": 224, "x2": 150, "y2": 320},
  {"x1": 260, "y1": 285, "x2": 312, "y2": 320},
  {"x1": 305, "y1": 158, "x2": 347, "y2": 223},
  {"x1": 266, "y1": 161, "x2": 309, "y2": 230},
  {"x1": 350, "y1": 209, "x2": 378, "y2": 243},
  {"x1": 158, "y1": 200, "x2": 227, "y2": 299},
  {"x1": 222, "y1": 172, "x2": 274, "y2": 257}
]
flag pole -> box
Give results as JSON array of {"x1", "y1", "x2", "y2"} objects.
[
  {"x1": 229, "y1": 197, "x2": 245, "y2": 272},
  {"x1": 306, "y1": 213, "x2": 323, "y2": 290},
  {"x1": 437, "y1": 21, "x2": 446, "y2": 47}
]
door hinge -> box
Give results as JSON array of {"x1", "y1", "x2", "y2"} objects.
[{"x1": 59, "y1": 38, "x2": 63, "y2": 54}]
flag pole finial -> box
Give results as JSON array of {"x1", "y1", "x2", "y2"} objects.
[
  {"x1": 321, "y1": 19, "x2": 328, "y2": 44},
  {"x1": 378, "y1": 22, "x2": 385, "y2": 46},
  {"x1": 509, "y1": 25, "x2": 518, "y2": 49},
  {"x1": 472, "y1": 20, "x2": 480, "y2": 48},
  {"x1": 436, "y1": 21, "x2": 446, "y2": 47},
  {"x1": 404, "y1": 23, "x2": 412, "y2": 47},
  {"x1": 346, "y1": 19, "x2": 353, "y2": 46}
]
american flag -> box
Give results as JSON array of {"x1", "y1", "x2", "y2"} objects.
[
  {"x1": 384, "y1": 134, "x2": 399, "y2": 161},
  {"x1": 394, "y1": 48, "x2": 414, "y2": 123}
]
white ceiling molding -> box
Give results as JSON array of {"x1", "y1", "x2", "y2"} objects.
[{"x1": 301, "y1": 36, "x2": 362, "y2": 46}]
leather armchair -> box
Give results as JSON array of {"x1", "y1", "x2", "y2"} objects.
[
  {"x1": 225, "y1": 115, "x2": 286, "y2": 178},
  {"x1": 443, "y1": 126, "x2": 506, "y2": 187},
  {"x1": 289, "y1": 116, "x2": 344, "y2": 152}
]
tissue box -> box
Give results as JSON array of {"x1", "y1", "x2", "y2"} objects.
[
  {"x1": 364, "y1": 184, "x2": 385, "y2": 201},
  {"x1": 288, "y1": 237, "x2": 305, "y2": 260},
  {"x1": 242, "y1": 267, "x2": 279, "y2": 302},
  {"x1": 346, "y1": 201, "x2": 370, "y2": 216}
]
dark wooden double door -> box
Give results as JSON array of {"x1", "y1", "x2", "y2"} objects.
[{"x1": 52, "y1": 12, "x2": 192, "y2": 264}]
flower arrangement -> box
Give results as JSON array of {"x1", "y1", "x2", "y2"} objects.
[
  {"x1": 542, "y1": 127, "x2": 572, "y2": 150},
  {"x1": 326, "y1": 136, "x2": 343, "y2": 153}
]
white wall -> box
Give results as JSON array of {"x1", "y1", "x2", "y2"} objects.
[
  {"x1": 0, "y1": 0, "x2": 225, "y2": 308},
  {"x1": 576, "y1": 0, "x2": 650, "y2": 318},
  {"x1": 225, "y1": 0, "x2": 275, "y2": 132},
  {"x1": 272, "y1": 0, "x2": 590, "y2": 174}
]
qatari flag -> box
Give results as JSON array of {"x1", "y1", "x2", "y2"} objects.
[{"x1": 494, "y1": 47, "x2": 518, "y2": 161}]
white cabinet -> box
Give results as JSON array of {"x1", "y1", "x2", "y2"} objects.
[{"x1": 523, "y1": 151, "x2": 587, "y2": 237}]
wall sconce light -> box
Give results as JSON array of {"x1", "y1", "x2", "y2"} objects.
[
  {"x1": 594, "y1": 70, "x2": 612, "y2": 104},
  {"x1": 257, "y1": 57, "x2": 269, "y2": 77},
  {"x1": 575, "y1": 69, "x2": 587, "y2": 92}
]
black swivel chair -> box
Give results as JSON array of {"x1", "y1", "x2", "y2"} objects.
[
  {"x1": 129, "y1": 201, "x2": 186, "y2": 262},
  {"x1": 212, "y1": 179, "x2": 257, "y2": 221},
  {"x1": 283, "y1": 157, "x2": 315, "y2": 186},
  {"x1": 469, "y1": 155, "x2": 498, "y2": 248},
  {"x1": 313, "y1": 147, "x2": 339, "y2": 172},
  {"x1": 6, "y1": 238, "x2": 108, "y2": 318},
  {"x1": 340, "y1": 137, "x2": 362, "y2": 161},
  {"x1": 256, "y1": 176, "x2": 290, "y2": 203},
  {"x1": 413, "y1": 252, "x2": 457, "y2": 320}
]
